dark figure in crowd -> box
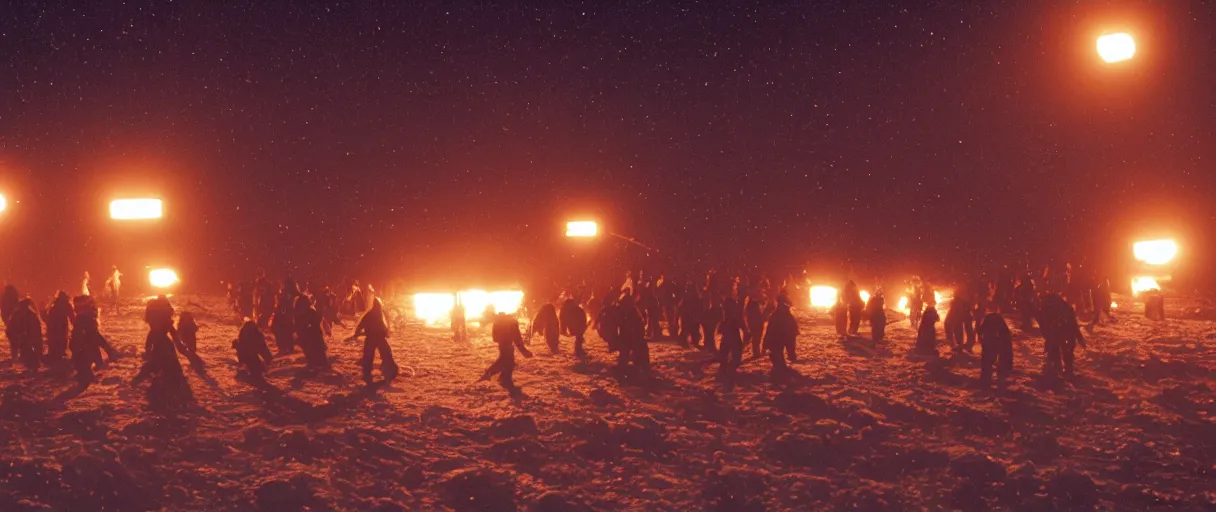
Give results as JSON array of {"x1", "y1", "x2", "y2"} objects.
[
  {"x1": 315, "y1": 286, "x2": 335, "y2": 336},
  {"x1": 843, "y1": 280, "x2": 864, "y2": 335},
  {"x1": 596, "y1": 293, "x2": 621, "y2": 353},
  {"x1": 451, "y1": 295, "x2": 468, "y2": 342},
  {"x1": 616, "y1": 295, "x2": 649, "y2": 374},
  {"x1": 45, "y1": 291, "x2": 75, "y2": 363},
  {"x1": 233, "y1": 320, "x2": 274, "y2": 382},
  {"x1": 296, "y1": 296, "x2": 330, "y2": 371},
  {"x1": 832, "y1": 291, "x2": 848, "y2": 336},
  {"x1": 237, "y1": 281, "x2": 255, "y2": 319},
  {"x1": 744, "y1": 295, "x2": 765, "y2": 357},
  {"x1": 1015, "y1": 274, "x2": 1037, "y2": 330},
  {"x1": 1039, "y1": 293, "x2": 1085, "y2": 379},
  {"x1": 105, "y1": 265, "x2": 123, "y2": 315},
  {"x1": 7, "y1": 298, "x2": 42, "y2": 371},
  {"x1": 560, "y1": 295, "x2": 588, "y2": 358},
  {"x1": 657, "y1": 274, "x2": 678, "y2": 337},
  {"x1": 716, "y1": 297, "x2": 746, "y2": 373},
  {"x1": 134, "y1": 296, "x2": 192, "y2": 403},
  {"x1": 348, "y1": 281, "x2": 366, "y2": 314},
  {"x1": 977, "y1": 312, "x2": 1013, "y2": 384},
  {"x1": 178, "y1": 312, "x2": 200, "y2": 354},
  {"x1": 1087, "y1": 278, "x2": 1113, "y2": 333},
  {"x1": 866, "y1": 290, "x2": 887, "y2": 342},
  {"x1": 907, "y1": 278, "x2": 924, "y2": 330},
  {"x1": 270, "y1": 292, "x2": 297, "y2": 354},
  {"x1": 256, "y1": 275, "x2": 276, "y2": 329},
  {"x1": 916, "y1": 306, "x2": 940, "y2": 354},
  {"x1": 701, "y1": 295, "x2": 721, "y2": 352},
  {"x1": 677, "y1": 286, "x2": 702, "y2": 349},
  {"x1": 353, "y1": 298, "x2": 396, "y2": 383},
  {"x1": 763, "y1": 295, "x2": 798, "y2": 380},
  {"x1": 70, "y1": 313, "x2": 109, "y2": 386},
  {"x1": 639, "y1": 283, "x2": 663, "y2": 340},
  {"x1": 480, "y1": 312, "x2": 533, "y2": 396},
  {"x1": 529, "y1": 302, "x2": 560, "y2": 353},
  {"x1": 1, "y1": 284, "x2": 19, "y2": 327},
  {"x1": 945, "y1": 288, "x2": 976, "y2": 353}
]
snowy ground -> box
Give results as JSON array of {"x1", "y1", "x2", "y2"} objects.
[{"x1": 1, "y1": 294, "x2": 1214, "y2": 511}]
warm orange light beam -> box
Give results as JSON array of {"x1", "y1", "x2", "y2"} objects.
[
  {"x1": 1097, "y1": 33, "x2": 1136, "y2": 63},
  {"x1": 1133, "y1": 239, "x2": 1177, "y2": 266},
  {"x1": 566, "y1": 221, "x2": 598, "y2": 237},
  {"x1": 110, "y1": 198, "x2": 163, "y2": 220}
]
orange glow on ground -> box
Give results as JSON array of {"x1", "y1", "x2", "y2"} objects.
[
  {"x1": 110, "y1": 198, "x2": 163, "y2": 220},
  {"x1": 1097, "y1": 33, "x2": 1136, "y2": 63},
  {"x1": 1133, "y1": 239, "x2": 1177, "y2": 266},
  {"x1": 565, "y1": 221, "x2": 598, "y2": 237}
]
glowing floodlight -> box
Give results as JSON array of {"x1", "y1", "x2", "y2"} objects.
[
  {"x1": 413, "y1": 293, "x2": 456, "y2": 325},
  {"x1": 897, "y1": 296, "x2": 909, "y2": 313},
  {"x1": 149, "y1": 268, "x2": 179, "y2": 288},
  {"x1": 110, "y1": 199, "x2": 163, "y2": 220},
  {"x1": 859, "y1": 290, "x2": 871, "y2": 306},
  {"x1": 1097, "y1": 33, "x2": 1136, "y2": 63},
  {"x1": 0, "y1": 194, "x2": 7, "y2": 212},
  {"x1": 809, "y1": 286, "x2": 838, "y2": 310},
  {"x1": 566, "y1": 221, "x2": 598, "y2": 237},
  {"x1": 1130, "y1": 276, "x2": 1160, "y2": 295},
  {"x1": 1133, "y1": 239, "x2": 1177, "y2": 266}
]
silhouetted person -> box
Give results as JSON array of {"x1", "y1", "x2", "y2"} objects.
[
  {"x1": 1144, "y1": 290, "x2": 1165, "y2": 321},
  {"x1": 945, "y1": 290, "x2": 975, "y2": 353},
  {"x1": 639, "y1": 283, "x2": 663, "y2": 339},
  {"x1": 451, "y1": 296, "x2": 468, "y2": 342},
  {"x1": 348, "y1": 281, "x2": 366, "y2": 314},
  {"x1": 560, "y1": 296, "x2": 588, "y2": 358},
  {"x1": 832, "y1": 291, "x2": 848, "y2": 336},
  {"x1": 1, "y1": 284, "x2": 19, "y2": 328},
  {"x1": 744, "y1": 295, "x2": 765, "y2": 357},
  {"x1": 315, "y1": 286, "x2": 335, "y2": 336},
  {"x1": 657, "y1": 274, "x2": 678, "y2": 337},
  {"x1": 529, "y1": 302, "x2": 560, "y2": 353},
  {"x1": 481, "y1": 312, "x2": 532, "y2": 396},
  {"x1": 616, "y1": 295, "x2": 649, "y2": 374},
  {"x1": 270, "y1": 292, "x2": 297, "y2": 354},
  {"x1": 716, "y1": 297, "x2": 745, "y2": 373},
  {"x1": 1039, "y1": 293, "x2": 1084, "y2": 378},
  {"x1": 866, "y1": 290, "x2": 886, "y2": 342},
  {"x1": 77, "y1": 295, "x2": 118, "y2": 362},
  {"x1": 233, "y1": 320, "x2": 273, "y2": 382},
  {"x1": 977, "y1": 312, "x2": 1013, "y2": 384},
  {"x1": 134, "y1": 296, "x2": 192, "y2": 403},
  {"x1": 677, "y1": 287, "x2": 702, "y2": 349},
  {"x1": 1087, "y1": 278, "x2": 1113, "y2": 332},
  {"x1": 70, "y1": 312, "x2": 108, "y2": 386},
  {"x1": 45, "y1": 291, "x2": 75, "y2": 363},
  {"x1": 293, "y1": 296, "x2": 329, "y2": 371},
  {"x1": 763, "y1": 295, "x2": 798, "y2": 380},
  {"x1": 907, "y1": 278, "x2": 924, "y2": 330},
  {"x1": 105, "y1": 266, "x2": 123, "y2": 314},
  {"x1": 7, "y1": 298, "x2": 42, "y2": 371},
  {"x1": 1015, "y1": 274, "x2": 1037, "y2": 330},
  {"x1": 81, "y1": 271, "x2": 92, "y2": 297},
  {"x1": 843, "y1": 280, "x2": 863, "y2": 335},
  {"x1": 915, "y1": 306, "x2": 940, "y2": 354},
  {"x1": 178, "y1": 312, "x2": 199, "y2": 354},
  {"x1": 237, "y1": 281, "x2": 255, "y2": 319},
  {"x1": 700, "y1": 295, "x2": 721, "y2": 352},
  {"x1": 256, "y1": 281, "x2": 276, "y2": 329},
  {"x1": 596, "y1": 293, "x2": 621, "y2": 353},
  {"x1": 353, "y1": 298, "x2": 395, "y2": 383}
]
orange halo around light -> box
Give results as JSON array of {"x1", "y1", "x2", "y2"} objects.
[
  {"x1": 149, "y1": 268, "x2": 179, "y2": 288},
  {"x1": 809, "y1": 286, "x2": 837, "y2": 310},
  {"x1": 0, "y1": 194, "x2": 7, "y2": 212},
  {"x1": 1097, "y1": 33, "x2": 1136, "y2": 63},
  {"x1": 1133, "y1": 239, "x2": 1177, "y2": 266},
  {"x1": 566, "y1": 221, "x2": 598, "y2": 237},
  {"x1": 1130, "y1": 276, "x2": 1160, "y2": 295},
  {"x1": 110, "y1": 198, "x2": 163, "y2": 220},
  {"x1": 413, "y1": 289, "x2": 525, "y2": 325}
]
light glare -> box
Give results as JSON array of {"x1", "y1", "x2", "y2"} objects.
[
  {"x1": 1133, "y1": 239, "x2": 1177, "y2": 266},
  {"x1": 809, "y1": 286, "x2": 837, "y2": 310},
  {"x1": 1130, "y1": 276, "x2": 1160, "y2": 295},
  {"x1": 1097, "y1": 33, "x2": 1136, "y2": 63},
  {"x1": 566, "y1": 221, "x2": 598, "y2": 237},
  {"x1": 111, "y1": 199, "x2": 163, "y2": 220},
  {"x1": 149, "y1": 268, "x2": 179, "y2": 288}
]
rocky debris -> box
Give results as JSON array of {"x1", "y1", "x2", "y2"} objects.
[
  {"x1": 0, "y1": 459, "x2": 63, "y2": 502},
  {"x1": 58, "y1": 409, "x2": 108, "y2": 441},
  {"x1": 588, "y1": 388, "x2": 623, "y2": 407},
  {"x1": 774, "y1": 390, "x2": 833, "y2": 416},
  {"x1": 950, "y1": 480, "x2": 986, "y2": 512},
  {"x1": 401, "y1": 465, "x2": 426, "y2": 490},
  {"x1": 534, "y1": 491, "x2": 594, "y2": 512},
  {"x1": 764, "y1": 432, "x2": 868, "y2": 470},
  {"x1": 950, "y1": 452, "x2": 1007, "y2": 485},
  {"x1": 1046, "y1": 470, "x2": 1100, "y2": 510},
  {"x1": 487, "y1": 415, "x2": 537, "y2": 439},
  {"x1": 843, "y1": 481, "x2": 904, "y2": 512},
  {"x1": 420, "y1": 405, "x2": 454, "y2": 428},
  {"x1": 702, "y1": 466, "x2": 770, "y2": 512},
  {"x1": 255, "y1": 479, "x2": 316, "y2": 512},
  {"x1": 441, "y1": 467, "x2": 517, "y2": 512},
  {"x1": 485, "y1": 437, "x2": 547, "y2": 467},
  {"x1": 63, "y1": 454, "x2": 159, "y2": 511},
  {"x1": 270, "y1": 429, "x2": 320, "y2": 462},
  {"x1": 948, "y1": 406, "x2": 1011, "y2": 437},
  {"x1": 0, "y1": 386, "x2": 44, "y2": 420}
]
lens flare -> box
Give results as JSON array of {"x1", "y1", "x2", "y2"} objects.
[
  {"x1": 566, "y1": 221, "x2": 598, "y2": 237},
  {"x1": 1133, "y1": 239, "x2": 1177, "y2": 266},
  {"x1": 148, "y1": 268, "x2": 179, "y2": 288},
  {"x1": 1097, "y1": 33, "x2": 1136, "y2": 63},
  {"x1": 110, "y1": 199, "x2": 163, "y2": 220}
]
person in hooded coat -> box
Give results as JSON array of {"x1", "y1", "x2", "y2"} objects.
[
  {"x1": 976, "y1": 312, "x2": 1013, "y2": 384},
  {"x1": 352, "y1": 298, "x2": 395, "y2": 383},
  {"x1": 559, "y1": 295, "x2": 588, "y2": 358},
  {"x1": 451, "y1": 295, "x2": 468, "y2": 342},
  {"x1": 596, "y1": 293, "x2": 621, "y2": 353},
  {"x1": 915, "y1": 306, "x2": 941, "y2": 354},
  {"x1": 70, "y1": 312, "x2": 110, "y2": 387},
  {"x1": 1015, "y1": 274, "x2": 1038, "y2": 330},
  {"x1": 296, "y1": 296, "x2": 330, "y2": 371},
  {"x1": 529, "y1": 302, "x2": 560, "y2": 353},
  {"x1": 677, "y1": 286, "x2": 702, "y2": 349},
  {"x1": 763, "y1": 295, "x2": 799, "y2": 379},
  {"x1": 233, "y1": 320, "x2": 274, "y2": 382},
  {"x1": 744, "y1": 294, "x2": 765, "y2": 357},
  {"x1": 1039, "y1": 293, "x2": 1085, "y2": 378},
  {"x1": 134, "y1": 296, "x2": 191, "y2": 403},
  {"x1": 700, "y1": 294, "x2": 721, "y2": 353},
  {"x1": 866, "y1": 290, "x2": 887, "y2": 342},
  {"x1": 45, "y1": 291, "x2": 75, "y2": 363},
  {"x1": 178, "y1": 311, "x2": 200, "y2": 354},
  {"x1": 907, "y1": 279, "x2": 924, "y2": 330},
  {"x1": 945, "y1": 287, "x2": 976, "y2": 353},
  {"x1": 716, "y1": 296, "x2": 746, "y2": 373},
  {"x1": 7, "y1": 298, "x2": 42, "y2": 371},
  {"x1": 616, "y1": 295, "x2": 649, "y2": 373},
  {"x1": 843, "y1": 280, "x2": 864, "y2": 335},
  {"x1": 315, "y1": 286, "x2": 335, "y2": 336},
  {"x1": 270, "y1": 291, "x2": 297, "y2": 354},
  {"x1": 480, "y1": 312, "x2": 533, "y2": 396}
]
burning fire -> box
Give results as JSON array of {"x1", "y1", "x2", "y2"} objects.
[
  {"x1": 412, "y1": 289, "x2": 524, "y2": 325},
  {"x1": 1130, "y1": 276, "x2": 1160, "y2": 295},
  {"x1": 1133, "y1": 239, "x2": 1178, "y2": 266},
  {"x1": 859, "y1": 290, "x2": 871, "y2": 305},
  {"x1": 565, "y1": 221, "x2": 598, "y2": 237},
  {"x1": 809, "y1": 286, "x2": 837, "y2": 309},
  {"x1": 110, "y1": 198, "x2": 164, "y2": 220},
  {"x1": 148, "y1": 268, "x2": 179, "y2": 288},
  {"x1": 1097, "y1": 32, "x2": 1136, "y2": 63},
  {"x1": 897, "y1": 296, "x2": 909, "y2": 313}
]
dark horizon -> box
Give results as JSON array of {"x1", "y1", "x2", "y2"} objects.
[{"x1": 2, "y1": 1, "x2": 1213, "y2": 297}]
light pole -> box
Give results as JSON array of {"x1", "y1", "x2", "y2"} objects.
[{"x1": 564, "y1": 220, "x2": 660, "y2": 254}]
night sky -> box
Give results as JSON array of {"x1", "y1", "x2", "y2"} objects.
[{"x1": 1, "y1": 1, "x2": 1213, "y2": 294}]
